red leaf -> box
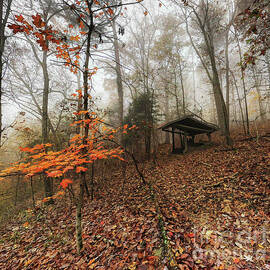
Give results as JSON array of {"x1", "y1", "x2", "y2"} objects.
[
  {"x1": 32, "y1": 14, "x2": 45, "y2": 28},
  {"x1": 76, "y1": 166, "x2": 88, "y2": 173},
  {"x1": 60, "y1": 178, "x2": 73, "y2": 189},
  {"x1": 47, "y1": 170, "x2": 63, "y2": 177},
  {"x1": 16, "y1": 15, "x2": 25, "y2": 23}
]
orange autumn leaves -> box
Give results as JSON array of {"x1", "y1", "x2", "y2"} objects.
[
  {"x1": 9, "y1": 14, "x2": 60, "y2": 51},
  {"x1": 0, "y1": 116, "x2": 134, "y2": 190},
  {"x1": 8, "y1": 13, "x2": 81, "y2": 73},
  {"x1": 7, "y1": 0, "x2": 128, "y2": 73}
]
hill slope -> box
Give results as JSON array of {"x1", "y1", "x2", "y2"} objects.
[{"x1": 0, "y1": 137, "x2": 270, "y2": 269}]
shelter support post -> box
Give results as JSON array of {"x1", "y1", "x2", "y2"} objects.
[
  {"x1": 207, "y1": 133, "x2": 211, "y2": 143},
  {"x1": 180, "y1": 133, "x2": 183, "y2": 149},
  {"x1": 191, "y1": 135, "x2": 195, "y2": 145},
  {"x1": 183, "y1": 134, "x2": 188, "y2": 153},
  {"x1": 172, "y1": 128, "x2": 175, "y2": 152}
]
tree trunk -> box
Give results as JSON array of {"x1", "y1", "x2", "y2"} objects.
[
  {"x1": 265, "y1": 51, "x2": 270, "y2": 113},
  {"x1": 0, "y1": 2, "x2": 3, "y2": 147},
  {"x1": 252, "y1": 66, "x2": 265, "y2": 121},
  {"x1": 179, "y1": 61, "x2": 185, "y2": 115},
  {"x1": 111, "y1": 19, "x2": 124, "y2": 143},
  {"x1": 230, "y1": 69, "x2": 246, "y2": 135},
  {"x1": 235, "y1": 31, "x2": 250, "y2": 135},
  {"x1": 174, "y1": 71, "x2": 180, "y2": 117},
  {"x1": 164, "y1": 90, "x2": 170, "y2": 144},
  {"x1": 0, "y1": 53, "x2": 2, "y2": 147},
  {"x1": 76, "y1": 0, "x2": 94, "y2": 253},
  {"x1": 225, "y1": 28, "x2": 230, "y2": 127},
  {"x1": 209, "y1": 47, "x2": 232, "y2": 145},
  {"x1": 0, "y1": 0, "x2": 12, "y2": 147},
  {"x1": 185, "y1": 7, "x2": 232, "y2": 145},
  {"x1": 265, "y1": 51, "x2": 270, "y2": 93},
  {"x1": 90, "y1": 162, "x2": 94, "y2": 200},
  {"x1": 76, "y1": 177, "x2": 84, "y2": 253},
  {"x1": 42, "y1": 37, "x2": 53, "y2": 200}
]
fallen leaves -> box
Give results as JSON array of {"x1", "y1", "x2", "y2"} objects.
[{"x1": 0, "y1": 137, "x2": 270, "y2": 269}]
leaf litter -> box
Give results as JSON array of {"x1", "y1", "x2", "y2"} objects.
[{"x1": 0, "y1": 136, "x2": 270, "y2": 269}]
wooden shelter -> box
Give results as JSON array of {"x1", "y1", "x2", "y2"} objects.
[{"x1": 158, "y1": 115, "x2": 219, "y2": 153}]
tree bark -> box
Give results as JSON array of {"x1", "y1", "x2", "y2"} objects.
[
  {"x1": 76, "y1": 177, "x2": 84, "y2": 253},
  {"x1": 0, "y1": 0, "x2": 12, "y2": 147},
  {"x1": 230, "y1": 69, "x2": 246, "y2": 135},
  {"x1": 0, "y1": 50, "x2": 3, "y2": 147},
  {"x1": 252, "y1": 66, "x2": 265, "y2": 121},
  {"x1": 235, "y1": 33, "x2": 250, "y2": 135},
  {"x1": 200, "y1": 10, "x2": 232, "y2": 145},
  {"x1": 225, "y1": 28, "x2": 230, "y2": 127},
  {"x1": 184, "y1": 4, "x2": 232, "y2": 145},
  {"x1": 111, "y1": 19, "x2": 124, "y2": 143},
  {"x1": 164, "y1": 89, "x2": 170, "y2": 144},
  {"x1": 265, "y1": 51, "x2": 270, "y2": 112},
  {"x1": 75, "y1": 0, "x2": 94, "y2": 254},
  {"x1": 42, "y1": 19, "x2": 53, "y2": 200},
  {"x1": 179, "y1": 61, "x2": 185, "y2": 115}
]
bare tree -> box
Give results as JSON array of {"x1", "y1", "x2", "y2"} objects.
[
  {"x1": 177, "y1": 0, "x2": 233, "y2": 145},
  {"x1": 0, "y1": 0, "x2": 12, "y2": 147}
]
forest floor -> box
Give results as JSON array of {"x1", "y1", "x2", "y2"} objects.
[{"x1": 0, "y1": 134, "x2": 270, "y2": 270}]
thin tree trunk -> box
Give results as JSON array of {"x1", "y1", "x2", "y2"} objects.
[
  {"x1": 30, "y1": 176, "x2": 35, "y2": 208},
  {"x1": 174, "y1": 72, "x2": 180, "y2": 117},
  {"x1": 210, "y1": 90, "x2": 217, "y2": 124},
  {"x1": 164, "y1": 89, "x2": 170, "y2": 144},
  {"x1": 235, "y1": 31, "x2": 250, "y2": 135},
  {"x1": 232, "y1": 83, "x2": 237, "y2": 123},
  {"x1": 76, "y1": 177, "x2": 84, "y2": 253},
  {"x1": 192, "y1": 51, "x2": 196, "y2": 109},
  {"x1": 225, "y1": 28, "x2": 230, "y2": 127},
  {"x1": 0, "y1": 2, "x2": 3, "y2": 147},
  {"x1": 265, "y1": 51, "x2": 270, "y2": 113},
  {"x1": 76, "y1": 71, "x2": 82, "y2": 135},
  {"x1": 179, "y1": 62, "x2": 185, "y2": 115},
  {"x1": 111, "y1": 19, "x2": 124, "y2": 143},
  {"x1": 90, "y1": 162, "x2": 94, "y2": 200},
  {"x1": 265, "y1": 51, "x2": 270, "y2": 93},
  {"x1": 0, "y1": 0, "x2": 12, "y2": 147},
  {"x1": 0, "y1": 54, "x2": 2, "y2": 147},
  {"x1": 230, "y1": 69, "x2": 246, "y2": 135},
  {"x1": 75, "y1": 0, "x2": 94, "y2": 254},
  {"x1": 14, "y1": 175, "x2": 20, "y2": 206},
  {"x1": 42, "y1": 18, "x2": 54, "y2": 200},
  {"x1": 252, "y1": 66, "x2": 265, "y2": 121}
]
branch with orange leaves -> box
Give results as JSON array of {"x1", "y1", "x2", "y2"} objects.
[{"x1": 0, "y1": 116, "x2": 126, "y2": 190}]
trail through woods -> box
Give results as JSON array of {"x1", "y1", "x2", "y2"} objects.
[{"x1": 0, "y1": 136, "x2": 270, "y2": 269}]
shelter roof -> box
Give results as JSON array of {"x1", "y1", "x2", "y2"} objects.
[{"x1": 158, "y1": 115, "x2": 219, "y2": 136}]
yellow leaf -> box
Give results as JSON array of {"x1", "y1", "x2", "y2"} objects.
[
  {"x1": 24, "y1": 259, "x2": 32, "y2": 267},
  {"x1": 23, "y1": 222, "x2": 29, "y2": 228},
  {"x1": 128, "y1": 262, "x2": 136, "y2": 270}
]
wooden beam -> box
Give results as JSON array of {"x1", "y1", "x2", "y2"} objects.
[
  {"x1": 162, "y1": 128, "x2": 185, "y2": 135},
  {"x1": 174, "y1": 123, "x2": 213, "y2": 134}
]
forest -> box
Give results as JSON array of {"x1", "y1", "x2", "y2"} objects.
[{"x1": 0, "y1": 0, "x2": 270, "y2": 269}]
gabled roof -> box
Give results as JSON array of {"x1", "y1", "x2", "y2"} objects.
[{"x1": 158, "y1": 115, "x2": 219, "y2": 136}]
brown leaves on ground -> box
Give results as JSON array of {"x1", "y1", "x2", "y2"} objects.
[{"x1": 0, "y1": 135, "x2": 270, "y2": 269}]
